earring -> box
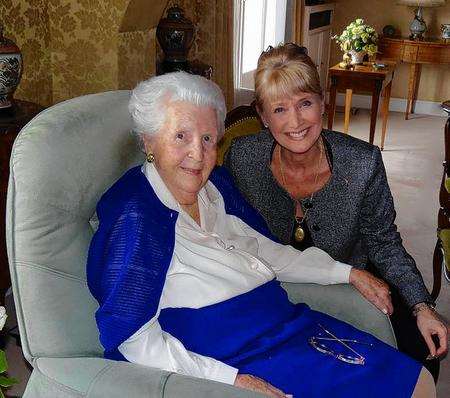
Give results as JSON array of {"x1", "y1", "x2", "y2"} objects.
[{"x1": 146, "y1": 152, "x2": 155, "y2": 163}]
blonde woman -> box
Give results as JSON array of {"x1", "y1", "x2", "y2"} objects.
[{"x1": 224, "y1": 43, "x2": 448, "y2": 381}]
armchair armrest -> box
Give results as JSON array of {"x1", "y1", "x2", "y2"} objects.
[
  {"x1": 25, "y1": 357, "x2": 265, "y2": 398},
  {"x1": 281, "y1": 282, "x2": 397, "y2": 348}
]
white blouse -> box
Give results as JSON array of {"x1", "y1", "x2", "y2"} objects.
[{"x1": 118, "y1": 163, "x2": 352, "y2": 385}]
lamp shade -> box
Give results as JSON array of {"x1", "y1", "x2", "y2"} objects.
[{"x1": 397, "y1": 0, "x2": 445, "y2": 6}]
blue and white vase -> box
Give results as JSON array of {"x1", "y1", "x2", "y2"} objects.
[{"x1": 0, "y1": 25, "x2": 22, "y2": 109}]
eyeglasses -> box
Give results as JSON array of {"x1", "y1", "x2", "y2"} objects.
[
  {"x1": 308, "y1": 323, "x2": 373, "y2": 366},
  {"x1": 263, "y1": 43, "x2": 308, "y2": 56}
]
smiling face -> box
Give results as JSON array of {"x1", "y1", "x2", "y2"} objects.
[
  {"x1": 143, "y1": 101, "x2": 218, "y2": 205},
  {"x1": 259, "y1": 92, "x2": 324, "y2": 155}
]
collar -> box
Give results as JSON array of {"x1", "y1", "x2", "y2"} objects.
[{"x1": 142, "y1": 162, "x2": 222, "y2": 230}]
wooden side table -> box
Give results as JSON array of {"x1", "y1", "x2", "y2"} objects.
[
  {"x1": 0, "y1": 100, "x2": 44, "y2": 304},
  {"x1": 327, "y1": 61, "x2": 396, "y2": 150},
  {"x1": 378, "y1": 37, "x2": 450, "y2": 120}
]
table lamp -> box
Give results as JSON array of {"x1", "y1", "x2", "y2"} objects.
[{"x1": 397, "y1": 0, "x2": 446, "y2": 40}]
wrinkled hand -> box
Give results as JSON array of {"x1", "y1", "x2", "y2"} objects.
[
  {"x1": 234, "y1": 374, "x2": 290, "y2": 397},
  {"x1": 349, "y1": 268, "x2": 394, "y2": 315},
  {"x1": 415, "y1": 306, "x2": 449, "y2": 359}
]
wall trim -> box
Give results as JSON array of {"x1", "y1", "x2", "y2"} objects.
[{"x1": 332, "y1": 92, "x2": 447, "y2": 117}]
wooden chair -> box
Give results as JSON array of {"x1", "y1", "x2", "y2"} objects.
[
  {"x1": 432, "y1": 100, "x2": 450, "y2": 300},
  {"x1": 216, "y1": 104, "x2": 263, "y2": 165}
]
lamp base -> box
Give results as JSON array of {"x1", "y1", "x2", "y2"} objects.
[{"x1": 409, "y1": 6, "x2": 427, "y2": 41}]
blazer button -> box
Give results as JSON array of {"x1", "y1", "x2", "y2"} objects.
[{"x1": 312, "y1": 225, "x2": 321, "y2": 232}]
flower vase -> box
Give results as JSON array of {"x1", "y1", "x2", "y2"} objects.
[{"x1": 349, "y1": 50, "x2": 366, "y2": 65}]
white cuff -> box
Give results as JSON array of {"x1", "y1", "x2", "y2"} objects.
[
  {"x1": 207, "y1": 362, "x2": 239, "y2": 385},
  {"x1": 329, "y1": 261, "x2": 352, "y2": 284}
]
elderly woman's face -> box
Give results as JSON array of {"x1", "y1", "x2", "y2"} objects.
[
  {"x1": 143, "y1": 101, "x2": 218, "y2": 205},
  {"x1": 260, "y1": 92, "x2": 323, "y2": 155}
]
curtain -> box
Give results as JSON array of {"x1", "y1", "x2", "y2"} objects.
[
  {"x1": 291, "y1": 0, "x2": 303, "y2": 44},
  {"x1": 212, "y1": 0, "x2": 234, "y2": 110}
]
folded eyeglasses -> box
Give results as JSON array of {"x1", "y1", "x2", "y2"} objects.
[{"x1": 308, "y1": 323, "x2": 373, "y2": 366}]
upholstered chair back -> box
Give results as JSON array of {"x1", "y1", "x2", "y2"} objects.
[{"x1": 7, "y1": 91, "x2": 143, "y2": 363}]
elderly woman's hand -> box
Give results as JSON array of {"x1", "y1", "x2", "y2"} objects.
[
  {"x1": 234, "y1": 374, "x2": 290, "y2": 397},
  {"x1": 349, "y1": 268, "x2": 394, "y2": 316},
  {"x1": 415, "y1": 305, "x2": 449, "y2": 359}
]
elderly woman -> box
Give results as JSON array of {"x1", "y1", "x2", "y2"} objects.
[
  {"x1": 223, "y1": 43, "x2": 448, "y2": 379},
  {"x1": 87, "y1": 72, "x2": 434, "y2": 397}
]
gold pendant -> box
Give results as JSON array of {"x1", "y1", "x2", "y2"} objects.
[{"x1": 294, "y1": 225, "x2": 305, "y2": 242}]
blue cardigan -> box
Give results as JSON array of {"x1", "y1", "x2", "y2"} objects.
[{"x1": 86, "y1": 165, "x2": 276, "y2": 359}]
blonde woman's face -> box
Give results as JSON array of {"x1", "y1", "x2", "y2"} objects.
[
  {"x1": 143, "y1": 101, "x2": 218, "y2": 205},
  {"x1": 260, "y1": 92, "x2": 324, "y2": 155}
]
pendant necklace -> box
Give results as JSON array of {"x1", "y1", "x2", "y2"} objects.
[{"x1": 278, "y1": 139, "x2": 324, "y2": 243}]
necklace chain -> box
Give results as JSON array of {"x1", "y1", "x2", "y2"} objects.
[{"x1": 278, "y1": 138, "x2": 324, "y2": 223}]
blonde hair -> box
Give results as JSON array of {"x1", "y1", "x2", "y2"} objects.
[{"x1": 255, "y1": 43, "x2": 322, "y2": 109}]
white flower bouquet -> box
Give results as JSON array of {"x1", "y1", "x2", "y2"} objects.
[
  {"x1": 0, "y1": 306, "x2": 18, "y2": 397},
  {"x1": 333, "y1": 18, "x2": 378, "y2": 57}
]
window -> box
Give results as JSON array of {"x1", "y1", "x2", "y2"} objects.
[{"x1": 234, "y1": 0, "x2": 288, "y2": 105}]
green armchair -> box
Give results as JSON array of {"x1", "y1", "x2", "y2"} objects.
[{"x1": 7, "y1": 91, "x2": 396, "y2": 397}]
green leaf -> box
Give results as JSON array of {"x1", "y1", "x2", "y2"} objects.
[
  {"x1": 0, "y1": 351, "x2": 7, "y2": 373},
  {"x1": 0, "y1": 376, "x2": 19, "y2": 387},
  {"x1": 0, "y1": 387, "x2": 4, "y2": 398}
]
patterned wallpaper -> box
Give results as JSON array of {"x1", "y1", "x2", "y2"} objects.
[
  {"x1": 0, "y1": 0, "x2": 52, "y2": 106},
  {"x1": 118, "y1": 30, "x2": 156, "y2": 90},
  {"x1": 0, "y1": 0, "x2": 158, "y2": 106},
  {"x1": 1, "y1": 0, "x2": 231, "y2": 107},
  {"x1": 48, "y1": 0, "x2": 127, "y2": 103}
]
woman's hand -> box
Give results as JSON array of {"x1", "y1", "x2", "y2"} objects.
[
  {"x1": 415, "y1": 305, "x2": 449, "y2": 359},
  {"x1": 234, "y1": 374, "x2": 290, "y2": 397},
  {"x1": 349, "y1": 268, "x2": 394, "y2": 315}
]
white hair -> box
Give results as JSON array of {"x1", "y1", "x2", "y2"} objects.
[{"x1": 129, "y1": 71, "x2": 226, "y2": 139}]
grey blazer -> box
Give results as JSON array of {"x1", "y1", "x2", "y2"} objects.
[{"x1": 224, "y1": 129, "x2": 431, "y2": 308}]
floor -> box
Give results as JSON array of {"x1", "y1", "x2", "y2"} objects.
[{"x1": 3, "y1": 109, "x2": 450, "y2": 397}]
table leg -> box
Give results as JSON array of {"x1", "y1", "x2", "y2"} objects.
[
  {"x1": 327, "y1": 77, "x2": 337, "y2": 131},
  {"x1": 411, "y1": 64, "x2": 421, "y2": 115},
  {"x1": 344, "y1": 89, "x2": 352, "y2": 134},
  {"x1": 369, "y1": 82, "x2": 382, "y2": 145},
  {"x1": 380, "y1": 80, "x2": 392, "y2": 151},
  {"x1": 406, "y1": 63, "x2": 420, "y2": 120}
]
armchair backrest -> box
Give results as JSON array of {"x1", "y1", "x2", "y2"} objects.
[{"x1": 6, "y1": 91, "x2": 143, "y2": 363}]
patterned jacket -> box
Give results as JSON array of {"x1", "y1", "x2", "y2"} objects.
[{"x1": 224, "y1": 129, "x2": 431, "y2": 308}]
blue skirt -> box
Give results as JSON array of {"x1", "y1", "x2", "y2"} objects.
[{"x1": 159, "y1": 280, "x2": 421, "y2": 397}]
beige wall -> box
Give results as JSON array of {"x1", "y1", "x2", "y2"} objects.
[{"x1": 331, "y1": 0, "x2": 450, "y2": 102}]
